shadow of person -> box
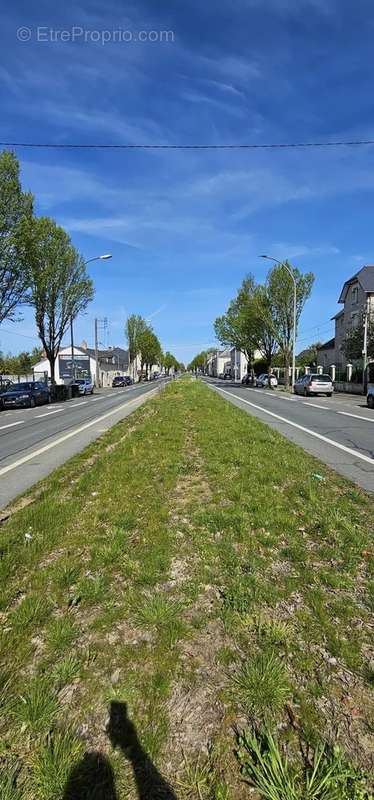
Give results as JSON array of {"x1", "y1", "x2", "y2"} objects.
[
  {"x1": 108, "y1": 700, "x2": 177, "y2": 800},
  {"x1": 63, "y1": 751, "x2": 118, "y2": 800}
]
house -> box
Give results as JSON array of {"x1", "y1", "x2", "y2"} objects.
[
  {"x1": 33, "y1": 344, "x2": 131, "y2": 387},
  {"x1": 205, "y1": 349, "x2": 232, "y2": 377},
  {"x1": 230, "y1": 348, "x2": 249, "y2": 381},
  {"x1": 317, "y1": 265, "x2": 374, "y2": 369}
]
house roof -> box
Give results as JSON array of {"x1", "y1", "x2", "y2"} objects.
[
  {"x1": 338, "y1": 265, "x2": 374, "y2": 303},
  {"x1": 85, "y1": 346, "x2": 129, "y2": 371},
  {"x1": 317, "y1": 338, "x2": 335, "y2": 351}
]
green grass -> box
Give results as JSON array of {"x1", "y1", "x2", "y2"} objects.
[{"x1": 0, "y1": 378, "x2": 372, "y2": 799}]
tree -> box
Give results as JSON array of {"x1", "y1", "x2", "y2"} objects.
[
  {"x1": 29, "y1": 217, "x2": 94, "y2": 382},
  {"x1": 342, "y1": 313, "x2": 374, "y2": 362},
  {"x1": 138, "y1": 326, "x2": 161, "y2": 378},
  {"x1": 0, "y1": 150, "x2": 33, "y2": 325},
  {"x1": 125, "y1": 314, "x2": 148, "y2": 380},
  {"x1": 188, "y1": 351, "x2": 208, "y2": 372},
  {"x1": 214, "y1": 277, "x2": 278, "y2": 373},
  {"x1": 266, "y1": 262, "x2": 314, "y2": 387},
  {"x1": 163, "y1": 351, "x2": 179, "y2": 375},
  {"x1": 296, "y1": 342, "x2": 322, "y2": 368}
]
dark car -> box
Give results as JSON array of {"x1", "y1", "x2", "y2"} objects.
[
  {"x1": 112, "y1": 376, "x2": 133, "y2": 387},
  {"x1": 241, "y1": 374, "x2": 252, "y2": 385},
  {"x1": 112, "y1": 376, "x2": 126, "y2": 387},
  {"x1": 0, "y1": 381, "x2": 50, "y2": 409}
]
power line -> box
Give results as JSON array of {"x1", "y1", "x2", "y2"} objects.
[{"x1": 1, "y1": 139, "x2": 374, "y2": 151}]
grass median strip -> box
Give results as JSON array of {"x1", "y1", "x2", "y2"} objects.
[{"x1": 0, "y1": 378, "x2": 373, "y2": 799}]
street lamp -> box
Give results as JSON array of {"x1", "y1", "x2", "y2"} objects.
[
  {"x1": 260, "y1": 254, "x2": 297, "y2": 392},
  {"x1": 70, "y1": 254, "x2": 112, "y2": 384}
]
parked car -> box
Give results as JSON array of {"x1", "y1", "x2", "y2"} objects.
[
  {"x1": 218, "y1": 372, "x2": 225, "y2": 379},
  {"x1": 73, "y1": 378, "x2": 94, "y2": 395},
  {"x1": 0, "y1": 381, "x2": 50, "y2": 409},
  {"x1": 241, "y1": 373, "x2": 252, "y2": 385},
  {"x1": 223, "y1": 373, "x2": 231, "y2": 380},
  {"x1": 294, "y1": 374, "x2": 333, "y2": 397},
  {"x1": 367, "y1": 386, "x2": 374, "y2": 409},
  {"x1": 112, "y1": 376, "x2": 127, "y2": 387},
  {"x1": 255, "y1": 373, "x2": 278, "y2": 388}
]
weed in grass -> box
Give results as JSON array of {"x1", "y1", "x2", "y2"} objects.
[
  {"x1": 11, "y1": 594, "x2": 51, "y2": 630},
  {"x1": 76, "y1": 573, "x2": 108, "y2": 605},
  {"x1": 13, "y1": 679, "x2": 58, "y2": 734},
  {"x1": 51, "y1": 655, "x2": 81, "y2": 688},
  {"x1": 0, "y1": 762, "x2": 22, "y2": 800},
  {"x1": 237, "y1": 730, "x2": 373, "y2": 800},
  {"x1": 55, "y1": 563, "x2": 80, "y2": 589},
  {"x1": 232, "y1": 652, "x2": 290, "y2": 721},
  {"x1": 135, "y1": 595, "x2": 182, "y2": 628},
  {"x1": 30, "y1": 730, "x2": 83, "y2": 800},
  {"x1": 46, "y1": 616, "x2": 79, "y2": 653}
]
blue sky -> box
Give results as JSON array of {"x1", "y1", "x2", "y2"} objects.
[{"x1": 1, "y1": 0, "x2": 374, "y2": 363}]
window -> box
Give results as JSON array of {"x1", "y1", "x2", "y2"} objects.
[
  {"x1": 351, "y1": 285, "x2": 358, "y2": 304},
  {"x1": 351, "y1": 311, "x2": 359, "y2": 328}
]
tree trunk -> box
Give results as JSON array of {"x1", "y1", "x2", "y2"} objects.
[
  {"x1": 49, "y1": 354, "x2": 56, "y2": 384},
  {"x1": 284, "y1": 354, "x2": 291, "y2": 390}
]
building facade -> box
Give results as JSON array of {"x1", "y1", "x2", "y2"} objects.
[
  {"x1": 33, "y1": 344, "x2": 131, "y2": 387},
  {"x1": 317, "y1": 265, "x2": 374, "y2": 370}
]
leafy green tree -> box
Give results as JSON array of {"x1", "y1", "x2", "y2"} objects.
[
  {"x1": 214, "y1": 276, "x2": 259, "y2": 369},
  {"x1": 296, "y1": 342, "x2": 322, "y2": 368},
  {"x1": 138, "y1": 326, "x2": 162, "y2": 378},
  {"x1": 188, "y1": 351, "x2": 208, "y2": 372},
  {"x1": 342, "y1": 313, "x2": 374, "y2": 362},
  {"x1": 163, "y1": 351, "x2": 179, "y2": 375},
  {"x1": 28, "y1": 217, "x2": 94, "y2": 382},
  {"x1": 266, "y1": 262, "x2": 314, "y2": 387},
  {"x1": 0, "y1": 150, "x2": 33, "y2": 324},
  {"x1": 125, "y1": 314, "x2": 148, "y2": 380}
]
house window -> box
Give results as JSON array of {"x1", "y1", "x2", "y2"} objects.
[
  {"x1": 351, "y1": 285, "x2": 358, "y2": 304},
  {"x1": 350, "y1": 311, "x2": 359, "y2": 328}
]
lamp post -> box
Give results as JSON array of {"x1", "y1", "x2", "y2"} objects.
[
  {"x1": 260, "y1": 254, "x2": 297, "y2": 392},
  {"x1": 70, "y1": 254, "x2": 112, "y2": 385}
]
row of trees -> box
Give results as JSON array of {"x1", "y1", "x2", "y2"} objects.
[
  {"x1": 1, "y1": 150, "x2": 94, "y2": 381},
  {"x1": 213, "y1": 264, "x2": 314, "y2": 384},
  {"x1": 189, "y1": 264, "x2": 315, "y2": 384},
  {"x1": 125, "y1": 314, "x2": 182, "y2": 379},
  {"x1": 0, "y1": 347, "x2": 43, "y2": 376}
]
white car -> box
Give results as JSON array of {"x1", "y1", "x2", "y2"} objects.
[
  {"x1": 73, "y1": 378, "x2": 94, "y2": 395},
  {"x1": 294, "y1": 374, "x2": 333, "y2": 397},
  {"x1": 255, "y1": 373, "x2": 278, "y2": 388}
]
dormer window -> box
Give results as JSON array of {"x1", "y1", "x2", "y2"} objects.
[{"x1": 351, "y1": 285, "x2": 358, "y2": 304}]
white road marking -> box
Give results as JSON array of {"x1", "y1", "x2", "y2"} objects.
[
  {"x1": 338, "y1": 411, "x2": 374, "y2": 423},
  {"x1": 301, "y1": 403, "x2": 327, "y2": 410},
  {"x1": 0, "y1": 420, "x2": 25, "y2": 431},
  {"x1": 35, "y1": 409, "x2": 63, "y2": 417},
  {"x1": 214, "y1": 387, "x2": 374, "y2": 467},
  {"x1": 0, "y1": 388, "x2": 158, "y2": 477}
]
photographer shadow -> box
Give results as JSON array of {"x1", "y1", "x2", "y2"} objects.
[{"x1": 63, "y1": 701, "x2": 177, "y2": 800}]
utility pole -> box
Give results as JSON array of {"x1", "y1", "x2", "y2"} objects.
[
  {"x1": 95, "y1": 318, "x2": 100, "y2": 388},
  {"x1": 362, "y1": 298, "x2": 369, "y2": 391},
  {"x1": 70, "y1": 317, "x2": 76, "y2": 381}
]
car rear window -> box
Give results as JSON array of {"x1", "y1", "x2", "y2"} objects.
[{"x1": 311, "y1": 375, "x2": 331, "y2": 382}]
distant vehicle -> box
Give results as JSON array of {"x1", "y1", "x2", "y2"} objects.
[
  {"x1": 223, "y1": 373, "x2": 231, "y2": 380},
  {"x1": 294, "y1": 374, "x2": 333, "y2": 397},
  {"x1": 0, "y1": 381, "x2": 50, "y2": 409},
  {"x1": 367, "y1": 386, "x2": 374, "y2": 409},
  {"x1": 218, "y1": 372, "x2": 225, "y2": 379},
  {"x1": 241, "y1": 374, "x2": 252, "y2": 385},
  {"x1": 73, "y1": 378, "x2": 94, "y2": 395},
  {"x1": 255, "y1": 374, "x2": 278, "y2": 388},
  {"x1": 112, "y1": 376, "x2": 132, "y2": 387}
]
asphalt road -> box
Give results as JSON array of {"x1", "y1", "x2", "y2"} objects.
[
  {"x1": 0, "y1": 380, "x2": 167, "y2": 509},
  {"x1": 205, "y1": 378, "x2": 374, "y2": 493}
]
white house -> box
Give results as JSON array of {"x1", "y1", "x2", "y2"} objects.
[{"x1": 33, "y1": 344, "x2": 131, "y2": 387}]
